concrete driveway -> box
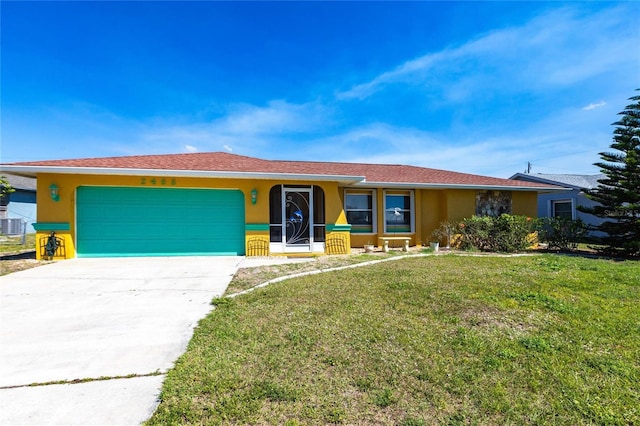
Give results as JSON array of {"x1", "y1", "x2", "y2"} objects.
[{"x1": 0, "y1": 256, "x2": 243, "y2": 425}]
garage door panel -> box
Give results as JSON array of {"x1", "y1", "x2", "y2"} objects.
[{"x1": 77, "y1": 187, "x2": 245, "y2": 257}]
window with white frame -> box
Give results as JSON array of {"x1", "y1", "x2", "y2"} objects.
[
  {"x1": 345, "y1": 190, "x2": 375, "y2": 233},
  {"x1": 384, "y1": 190, "x2": 413, "y2": 233},
  {"x1": 551, "y1": 200, "x2": 573, "y2": 219}
]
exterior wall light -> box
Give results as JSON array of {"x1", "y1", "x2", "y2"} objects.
[
  {"x1": 49, "y1": 184, "x2": 60, "y2": 202},
  {"x1": 251, "y1": 188, "x2": 258, "y2": 205}
]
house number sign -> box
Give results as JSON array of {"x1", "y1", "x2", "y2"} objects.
[{"x1": 140, "y1": 177, "x2": 177, "y2": 186}]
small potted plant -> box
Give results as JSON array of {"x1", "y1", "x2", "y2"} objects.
[
  {"x1": 430, "y1": 221, "x2": 456, "y2": 251},
  {"x1": 364, "y1": 241, "x2": 375, "y2": 253}
]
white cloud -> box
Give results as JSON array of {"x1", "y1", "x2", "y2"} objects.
[
  {"x1": 583, "y1": 101, "x2": 607, "y2": 111},
  {"x1": 132, "y1": 99, "x2": 334, "y2": 156},
  {"x1": 217, "y1": 100, "x2": 330, "y2": 136},
  {"x1": 336, "y1": 52, "x2": 445, "y2": 100},
  {"x1": 184, "y1": 144, "x2": 198, "y2": 152},
  {"x1": 337, "y1": 5, "x2": 637, "y2": 102},
  {"x1": 295, "y1": 108, "x2": 610, "y2": 178}
]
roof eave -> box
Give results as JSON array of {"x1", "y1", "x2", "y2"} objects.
[
  {"x1": 355, "y1": 181, "x2": 567, "y2": 192},
  {"x1": 2, "y1": 165, "x2": 565, "y2": 191},
  {"x1": 0, "y1": 165, "x2": 365, "y2": 185}
]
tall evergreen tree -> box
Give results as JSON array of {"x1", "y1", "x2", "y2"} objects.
[{"x1": 580, "y1": 90, "x2": 640, "y2": 257}]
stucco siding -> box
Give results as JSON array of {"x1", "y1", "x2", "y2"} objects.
[
  {"x1": 445, "y1": 189, "x2": 476, "y2": 222},
  {"x1": 512, "y1": 191, "x2": 538, "y2": 218},
  {"x1": 35, "y1": 171, "x2": 541, "y2": 256}
]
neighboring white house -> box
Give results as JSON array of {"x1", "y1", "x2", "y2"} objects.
[
  {"x1": 0, "y1": 173, "x2": 37, "y2": 234},
  {"x1": 509, "y1": 173, "x2": 606, "y2": 235}
]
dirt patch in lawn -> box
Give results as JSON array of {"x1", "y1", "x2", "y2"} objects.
[
  {"x1": 0, "y1": 251, "x2": 50, "y2": 276},
  {"x1": 226, "y1": 248, "x2": 425, "y2": 296}
]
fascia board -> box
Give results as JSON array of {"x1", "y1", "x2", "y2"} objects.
[
  {"x1": 354, "y1": 181, "x2": 569, "y2": 192},
  {"x1": 0, "y1": 165, "x2": 365, "y2": 185},
  {"x1": 1, "y1": 165, "x2": 567, "y2": 190}
]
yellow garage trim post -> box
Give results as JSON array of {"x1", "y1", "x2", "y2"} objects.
[
  {"x1": 245, "y1": 224, "x2": 270, "y2": 256},
  {"x1": 325, "y1": 224, "x2": 351, "y2": 255},
  {"x1": 32, "y1": 223, "x2": 75, "y2": 260}
]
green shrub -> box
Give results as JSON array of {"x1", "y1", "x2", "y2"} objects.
[
  {"x1": 457, "y1": 214, "x2": 535, "y2": 253},
  {"x1": 536, "y1": 217, "x2": 588, "y2": 251},
  {"x1": 458, "y1": 216, "x2": 493, "y2": 251}
]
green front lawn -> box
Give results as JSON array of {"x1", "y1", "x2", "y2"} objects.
[
  {"x1": 0, "y1": 233, "x2": 35, "y2": 254},
  {"x1": 147, "y1": 254, "x2": 639, "y2": 425}
]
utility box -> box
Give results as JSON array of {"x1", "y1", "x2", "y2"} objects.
[{"x1": 0, "y1": 218, "x2": 25, "y2": 235}]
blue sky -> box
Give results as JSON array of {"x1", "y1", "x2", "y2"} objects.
[{"x1": 2, "y1": 1, "x2": 639, "y2": 177}]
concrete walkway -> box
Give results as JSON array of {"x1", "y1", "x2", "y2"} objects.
[{"x1": 0, "y1": 256, "x2": 246, "y2": 425}]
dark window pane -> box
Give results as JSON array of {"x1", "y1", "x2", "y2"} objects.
[
  {"x1": 553, "y1": 201, "x2": 572, "y2": 219},
  {"x1": 347, "y1": 211, "x2": 372, "y2": 225},
  {"x1": 270, "y1": 226, "x2": 282, "y2": 242},
  {"x1": 345, "y1": 191, "x2": 375, "y2": 233},
  {"x1": 346, "y1": 194, "x2": 371, "y2": 210},
  {"x1": 269, "y1": 185, "x2": 282, "y2": 223},
  {"x1": 313, "y1": 186, "x2": 325, "y2": 224},
  {"x1": 313, "y1": 225, "x2": 325, "y2": 242}
]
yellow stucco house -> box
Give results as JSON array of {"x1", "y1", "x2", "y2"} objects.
[{"x1": 1, "y1": 152, "x2": 559, "y2": 259}]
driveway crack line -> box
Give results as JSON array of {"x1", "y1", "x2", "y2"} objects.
[{"x1": 0, "y1": 371, "x2": 166, "y2": 390}]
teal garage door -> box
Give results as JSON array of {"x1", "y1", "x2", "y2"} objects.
[{"x1": 76, "y1": 186, "x2": 245, "y2": 257}]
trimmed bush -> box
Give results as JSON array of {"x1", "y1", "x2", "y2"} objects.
[
  {"x1": 457, "y1": 214, "x2": 535, "y2": 253},
  {"x1": 536, "y1": 217, "x2": 588, "y2": 251}
]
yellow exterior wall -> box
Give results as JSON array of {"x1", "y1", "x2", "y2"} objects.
[
  {"x1": 445, "y1": 189, "x2": 476, "y2": 222},
  {"x1": 36, "y1": 174, "x2": 80, "y2": 259},
  {"x1": 35, "y1": 172, "x2": 539, "y2": 257},
  {"x1": 348, "y1": 234, "x2": 375, "y2": 248},
  {"x1": 512, "y1": 191, "x2": 538, "y2": 218},
  {"x1": 35, "y1": 173, "x2": 352, "y2": 258},
  {"x1": 349, "y1": 188, "x2": 474, "y2": 248},
  {"x1": 417, "y1": 190, "x2": 442, "y2": 246},
  {"x1": 418, "y1": 189, "x2": 473, "y2": 246}
]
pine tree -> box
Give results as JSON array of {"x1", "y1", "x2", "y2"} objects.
[{"x1": 581, "y1": 90, "x2": 640, "y2": 257}]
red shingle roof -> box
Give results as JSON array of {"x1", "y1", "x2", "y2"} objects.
[{"x1": 4, "y1": 152, "x2": 558, "y2": 189}]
